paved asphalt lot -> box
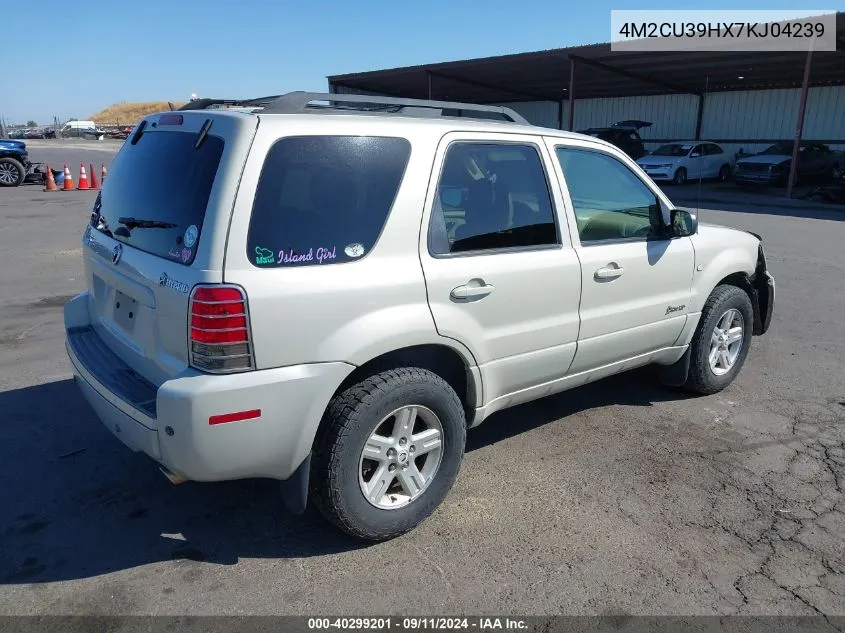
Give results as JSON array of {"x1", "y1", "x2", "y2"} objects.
[{"x1": 0, "y1": 141, "x2": 843, "y2": 617}]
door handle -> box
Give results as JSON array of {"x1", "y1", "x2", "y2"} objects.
[
  {"x1": 595, "y1": 265, "x2": 625, "y2": 280},
  {"x1": 451, "y1": 282, "x2": 495, "y2": 300}
]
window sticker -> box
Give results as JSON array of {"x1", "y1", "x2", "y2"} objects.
[
  {"x1": 254, "y1": 246, "x2": 275, "y2": 265},
  {"x1": 344, "y1": 243, "x2": 365, "y2": 258},
  {"x1": 180, "y1": 247, "x2": 192, "y2": 263},
  {"x1": 183, "y1": 225, "x2": 198, "y2": 248},
  {"x1": 167, "y1": 246, "x2": 182, "y2": 260},
  {"x1": 277, "y1": 246, "x2": 337, "y2": 265}
]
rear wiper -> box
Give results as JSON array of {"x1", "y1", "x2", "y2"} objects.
[{"x1": 118, "y1": 217, "x2": 177, "y2": 229}]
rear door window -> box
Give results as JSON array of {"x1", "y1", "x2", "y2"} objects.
[
  {"x1": 246, "y1": 136, "x2": 411, "y2": 267},
  {"x1": 91, "y1": 130, "x2": 224, "y2": 265}
]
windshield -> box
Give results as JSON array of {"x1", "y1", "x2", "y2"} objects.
[
  {"x1": 650, "y1": 144, "x2": 692, "y2": 157},
  {"x1": 761, "y1": 143, "x2": 793, "y2": 155},
  {"x1": 91, "y1": 130, "x2": 224, "y2": 265}
]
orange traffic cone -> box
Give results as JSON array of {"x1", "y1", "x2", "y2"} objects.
[
  {"x1": 61, "y1": 164, "x2": 74, "y2": 191},
  {"x1": 88, "y1": 163, "x2": 100, "y2": 190},
  {"x1": 43, "y1": 164, "x2": 58, "y2": 192},
  {"x1": 77, "y1": 163, "x2": 90, "y2": 190},
  {"x1": 101, "y1": 163, "x2": 108, "y2": 183}
]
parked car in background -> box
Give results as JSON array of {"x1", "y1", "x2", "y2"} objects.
[
  {"x1": 61, "y1": 120, "x2": 99, "y2": 137},
  {"x1": 577, "y1": 120, "x2": 651, "y2": 160},
  {"x1": 0, "y1": 139, "x2": 31, "y2": 186},
  {"x1": 637, "y1": 142, "x2": 733, "y2": 185},
  {"x1": 733, "y1": 142, "x2": 839, "y2": 187}
]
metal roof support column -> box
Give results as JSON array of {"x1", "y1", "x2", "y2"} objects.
[
  {"x1": 427, "y1": 71, "x2": 433, "y2": 100},
  {"x1": 567, "y1": 57, "x2": 576, "y2": 131},
  {"x1": 694, "y1": 94, "x2": 705, "y2": 140},
  {"x1": 787, "y1": 48, "x2": 813, "y2": 198},
  {"x1": 557, "y1": 100, "x2": 564, "y2": 130}
]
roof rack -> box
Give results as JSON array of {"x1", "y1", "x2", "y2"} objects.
[
  {"x1": 176, "y1": 95, "x2": 282, "y2": 111},
  {"x1": 178, "y1": 91, "x2": 529, "y2": 124}
]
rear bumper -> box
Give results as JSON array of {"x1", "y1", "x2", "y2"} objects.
[{"x1": 65, "y1": 292, "x2": 354, "y2": 483}]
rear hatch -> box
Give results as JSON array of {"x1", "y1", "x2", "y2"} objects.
[{"x1": 82, "y1": 110, "x2": 258, "y2": 386}]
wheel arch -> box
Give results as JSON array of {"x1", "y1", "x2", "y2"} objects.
[
  {"x1": 712, "y1": 271, "x2": 766, "y2": 336},
  {"x1": 333, "y1": 343, "x2": 481, "y2": 423}
]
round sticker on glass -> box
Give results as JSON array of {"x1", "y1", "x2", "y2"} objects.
[
  {"x1": 183, "y1": 225, "x2": 198, "y2": 248},
  {"x1": 344, "y1": 243, "x2": 365, "y2": 258}
]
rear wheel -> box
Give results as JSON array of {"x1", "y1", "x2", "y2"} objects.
[
  {"x1": 0, "y1": 157, "x2": 25, "y2": 187},
  {"x1": 718, "y1": 164, "x2": 731, "y2": 182},
  {"x1": 310, "y1": 368, "x2": 466, "y2": 541},
  {"x1": 673, "y1": 167, "x2": 687, "y2": 185},
  {"x1": 684, "y1": 285, "x2": 754, "y2": 395}
]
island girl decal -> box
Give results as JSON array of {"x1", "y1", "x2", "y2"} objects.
[{"x1": 254, "y1": 245, "x2": 339, "y2": 266}]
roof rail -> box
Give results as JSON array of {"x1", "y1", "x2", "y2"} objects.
[
  {"x1": 177, "y1": 96, "x2": 282, "y2": 111},
  {"x1": 176, "y1": 91, "x2": 530, "y2": 124},
  {"x1": 258, "y1": 91, "x2": 530, "y2": 124}
]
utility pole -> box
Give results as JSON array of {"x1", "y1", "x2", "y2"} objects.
[{"x1": 787, "y1": 45, "x2": 813, "y2": 199}]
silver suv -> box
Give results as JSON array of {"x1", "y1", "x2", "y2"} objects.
[{"x1": 64, "y1": 92, "x2": 775, "y2": 541}]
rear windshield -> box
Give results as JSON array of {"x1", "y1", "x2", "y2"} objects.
[
  {"x1": 91, "y1": 130, "x2": 224, "y2": 265},
  {"x1": 246, "y1": 136, "x2": 411, "y2": 268}
]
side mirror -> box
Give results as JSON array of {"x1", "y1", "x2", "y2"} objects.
[
  {"x1": 671, "y1": 208, "x2": 698, "y2": 237},
  {"x1": 659, "y1": 199, "x2": 672, "y2": 228}
]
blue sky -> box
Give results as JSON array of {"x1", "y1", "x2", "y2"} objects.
[{"x1": 1, "y1": 0, "x2": 830, "y2": 123}]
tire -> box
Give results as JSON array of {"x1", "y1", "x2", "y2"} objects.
[
  {"x1": 673, "y1": 167, "x2": 687, "y2": 185},
  {"x1": 310, "y1": 367, "x2": 466, "y2": 541},
  {"x1": 684, "y1": 285, "x2": 754, "y2": 395},
  {"x1": 0, "y1": 157, "x2": 26, "y2": 187},
  {"x1": 718, "y1": 164, "x2": 731, "y2": 182}
]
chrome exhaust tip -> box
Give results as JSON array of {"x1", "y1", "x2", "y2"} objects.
[{"x1": 159, "y1": 466, "x2": 189, "y2": 485}]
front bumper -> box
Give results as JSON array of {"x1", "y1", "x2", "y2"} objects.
[
  {"x1": 734, "y1": 171, "x2": 781, "y2": 185},
  {"x1": 751, "y1": 245, "x2": 775, "y2": 335},
  {"x1": 64, "y1": 292, "x2": 354, "y2": 484},
  {"x1": 640, "y1": 167, "x2": 675, "y2": 181}
]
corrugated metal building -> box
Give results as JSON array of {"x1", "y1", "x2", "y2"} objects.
[
  {"x1": 328, "y1": 16, "x2": 845, "y2": 155},
  {"x1": 490, "y1": 87, "x2": 845, "y2": 155}
]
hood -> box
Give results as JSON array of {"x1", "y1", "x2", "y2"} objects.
[
  {"x1": 737, "y1": 154, "x2": 790, "y2": 166},
  {"x1": 698, "y1": 221, "x2": 762, "y2": 243},
  {"x1": 0, "y1": 139, "x2": 26, "y2": 150}
]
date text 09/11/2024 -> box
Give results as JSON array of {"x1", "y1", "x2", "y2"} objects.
[{"x1": 307, "y1": 617, "x2": 528, "y2": 630}]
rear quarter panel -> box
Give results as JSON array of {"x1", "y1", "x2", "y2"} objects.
[{"x1": 221, "y1": 116, "x2": 478, "y2": 373}]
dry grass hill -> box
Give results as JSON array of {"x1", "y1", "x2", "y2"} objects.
[{"x1": 90, "y1": 101, "x2": 186, "y2": 126}]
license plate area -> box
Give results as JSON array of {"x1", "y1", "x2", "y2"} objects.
[{"x1": 113, "y1": 290, "x2": 138, "y2": 333}]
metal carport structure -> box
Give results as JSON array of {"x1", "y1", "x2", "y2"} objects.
[{"x1": 328, "y1": 13, "x2": 845, "y2": 196}]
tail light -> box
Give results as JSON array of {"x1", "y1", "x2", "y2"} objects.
[{"x1": 189, "y1": 285, "x2": 254, "y2": 373}]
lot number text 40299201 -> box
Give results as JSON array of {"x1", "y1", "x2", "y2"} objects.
[{"x1": 307, "y1": 617, "x2": 529, "y2": 630}]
